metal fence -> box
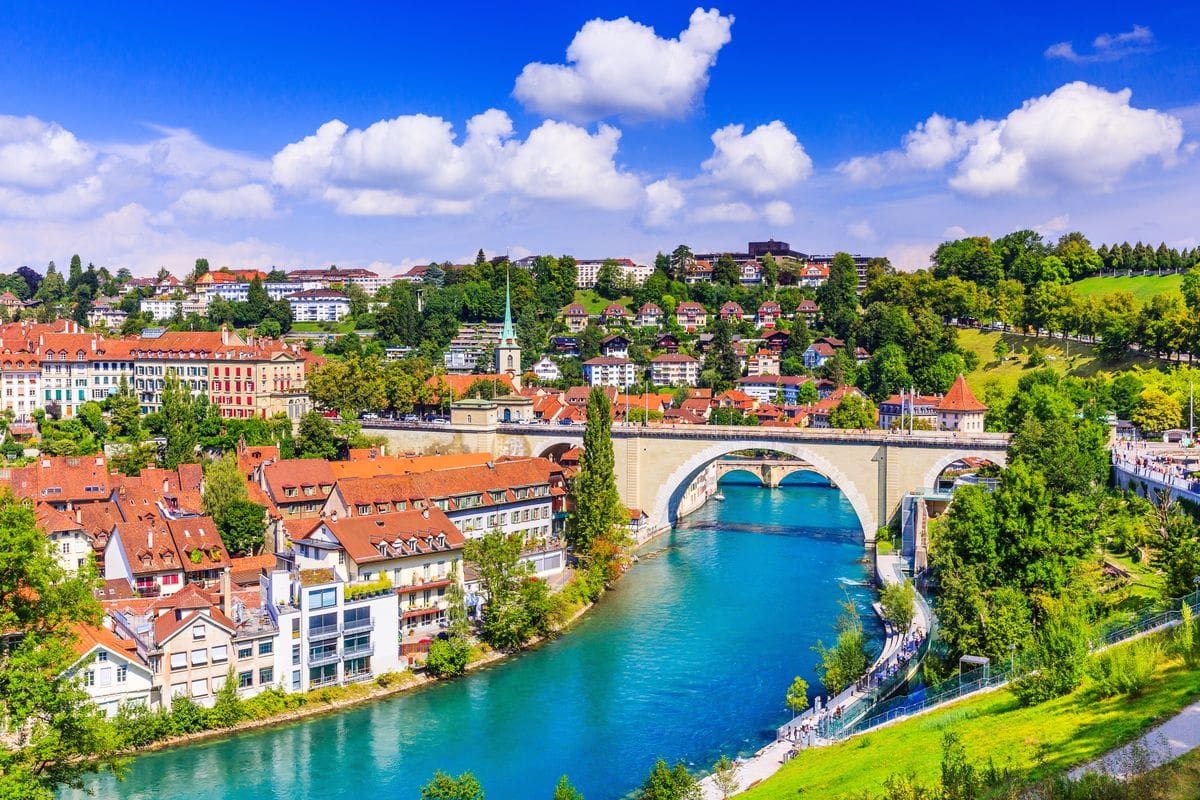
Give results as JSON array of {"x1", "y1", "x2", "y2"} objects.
[{"x1": 822, "y1": 587, "x2": 1200, "y2": 740}]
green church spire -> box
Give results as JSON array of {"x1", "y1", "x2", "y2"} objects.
[{"x1": 500, "y1": 269, "x2": 516, "y2": 343}]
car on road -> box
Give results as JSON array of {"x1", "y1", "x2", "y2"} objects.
[
  {"x1": 558, "y1": 418, "x2": 574, "y2": 425},
  {"x1": 402, "y1": 414, "x2": 419, "y2": 423}
]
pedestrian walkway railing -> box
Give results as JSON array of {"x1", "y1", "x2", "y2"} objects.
[{"x1": 823, "y1": 587, "x2": 1200, "y2": 741}]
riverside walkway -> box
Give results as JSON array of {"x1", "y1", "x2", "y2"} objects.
[{"x1": 699, "y1": 553, "x2": 932, "y2": 798}]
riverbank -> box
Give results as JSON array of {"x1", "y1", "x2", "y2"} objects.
[{"x1": 112, "y1": 594, "x2": 598, "y2": 758}]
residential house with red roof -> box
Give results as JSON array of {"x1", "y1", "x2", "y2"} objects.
[
  {"x1": 720, "y1": 301, "x2": 744, "y2": 322},
  {"x1": 563, "y1": 303, "x2": 589, "y2": 333},
  {"x1": 64, "y1": 622, "x2": 154, "y2": 716},
  {"x1": 756, "y1": 301, "x2": 782, "y2": 328},
  {"x1": 747, "y1": 349, "x2": 781, "y2": 377},
  {"x1": 796, "y1": 299, "x2": 820, "y2": 325},
  {"x1": 675, "y1": 301, "x2": 708, "y2": 331},
  {"x1": 636, "y1": 303, "x2": 663, "y2": 328},
  {"x1": 259, "y1": 458, "x2": 338, "y2": 519},
  {"x1": 601, "y1": 303, "x2": 630, "y2": 326}
]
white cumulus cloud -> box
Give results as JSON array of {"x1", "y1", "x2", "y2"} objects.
[
  {"x1": 762, "y1": 200, "x2": 793, "y2": 226},
  {"x1": 642, "y1": 179, "x2": 686, "y2": 227},
  {"x1": 839, "y1": 82, "x2": 1185, "y2": 197},
  {"x1": 701, "y1": 121, "x2": 812, "y2": 194},
  {"x1": 847, "y1": 220, "x2": 876, "y2": 240},
  {"x1": 272, "y1": 112, "x2": 643, "y2": 216},
  {"x1": 690, "y1": 202, "x2": 756, "y2": 224},
  {"x1": 513, "y1": 7, "x2": 734, "y2": 122},
  {"x1": 168, "y1": 183, "x2": 275, "y2": 221}
]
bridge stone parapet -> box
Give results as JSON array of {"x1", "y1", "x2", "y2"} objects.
[{"x1": 363, "y1": 421, "x2": 1010, "y2": 543}]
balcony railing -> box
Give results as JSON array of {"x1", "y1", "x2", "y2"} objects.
[
  {"x1": 309, "y1": 675, "x2": 338, "y2": 689},
  {"x1": 343, "y1": 642, "x2": 373, "y2": 658},
  {"x1": 343, "y1": 616, "x2": 373, "y2": 633},
  {"x1": 308, "y1": 647, "x2": 340, "y2": 667},
  {"x1": 344, "y1": 669, "x2": 373, "y2": 683},
  {"x1": 307, "y1": 623, "x2": 341, "y2": 640}
]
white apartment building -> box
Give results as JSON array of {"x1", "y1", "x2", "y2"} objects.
[
  {"x1": 286, "y1": 290, "x2": 351, "y2": 322},
  {"x1": 200, "y1": 281, "x2": 314, "y2": 303},
  {"x1": 140, "y1": 295, "x2": 209, "y2": 322},
  {"x1": 0, "y1": 352, "x2": 40, "y2": 419},
  {"x1": 531, "y1": 356, "x2": 561, "y2": 382},
  {"x1": 650, "y1": 353, "x2": 700, "y2": 387},
  {"x1": 582, "y1": 356, "x2": 637, "y2": 388},
  {"x1": 264, "y1": 568, "x2": 402, "y2": 692},
  {"x1": 574, "y1": 258, "x2": 652, "y2": 289}
]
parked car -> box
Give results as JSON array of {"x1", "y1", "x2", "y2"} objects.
[
  {"x1": 558, "y1": 418, "x2": 574, "y2": 425},
  {"x1": 402, "y1": 414, "x2": 419, "y2": 422},
  {"x1": 431, "y1": 417, "x2": 450, "y2": 425}
]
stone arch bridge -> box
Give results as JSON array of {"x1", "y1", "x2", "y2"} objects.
[
  {"x1": 711, "y1": 458, "x2": 822, "y2": 488},
  {"x1": 361, "y1": 421, "x2": 1010, "y2": 543}
]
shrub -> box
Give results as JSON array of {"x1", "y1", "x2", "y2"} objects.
[
  {"x1": 426, "y1": 636, "x2": 471, "y2": 678},
  {"x1": 113, "y1": 702, "x2": 172, "y2": 748},
  {"x1": 205, "y1": 671, "x2": 245, "y2": 728},
  {"x1": 167, "y1": 695, "x2": 207, "y2": 736},
  {"x1": 1012, "y1": 610, "x2": 1089, "y2": 707},
  {"x1": 1088, "y1": 639, "x2": 1160, "y2": 698}
]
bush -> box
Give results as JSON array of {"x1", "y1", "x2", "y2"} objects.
[
  {"x1": 426, "y1": 636, "x2": 471, "y2": 678},
  {"x1": 1088, "y1": 639, "x2": 1160, "y2": 698},
  {"x1": 1012, "y1": 610, "x2": 1089, "y2": 707},
  {"x1": 205, "y1": 671, "x2": 245, "y2": 728},
  {"x1": 167, "y1": 695, "x2": 207, "y2": 736},
  {"x1": 113, "y1": 702, "x2": 172, "y2": 748}
]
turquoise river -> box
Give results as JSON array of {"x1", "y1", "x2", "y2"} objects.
[{"x1": 73, "y1": 471, "x2": 880, "y2": 800}]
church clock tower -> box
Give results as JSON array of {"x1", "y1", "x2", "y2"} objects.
[{"x1": 495, "y1": 271, "x2": 522, "y2": 388}]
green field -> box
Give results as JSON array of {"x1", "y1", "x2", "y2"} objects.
[
  {"x1": 957, "y1": 327, "x2": 1161, "y2": 398},
  {"x1": 573, "y1": 289, "x2": 633, "y2": 314},
  {"x1": 289, "y1": 320, "x2": 356, "y2": 334},
  {"x1": 742, "y1": 638, "x2": 1200, "y2": 799},
  {"x1": 1071, "y1": 274, "x2": 1184, "y2": 304}
]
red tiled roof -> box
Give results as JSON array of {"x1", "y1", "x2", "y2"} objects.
[
  {"x1": 261, "y1": 459, "x2": 338, "y2": 504},
  {"x1": 307, "y1": 508, "x2": 464, "y2": 565},
  {"x1": 938, "y1": 374, "x2": 988, "y2": 412}
]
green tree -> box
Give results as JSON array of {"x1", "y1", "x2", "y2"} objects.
[
  {"x1": 1131, "y1": 386, "x2": 1182, "y2": 433},
  {"x1": 595, "y1": 260, "x2": 622, "y2": 300},
  {"x1": 295, "y1": 411, "x2": 340, "y2": 459},
  {"x1": 992, "y1": 338, "x2": 1009, "y2": 363},
  {"x1": 0, "y1": 491, "x2": 125, "y2": 798},
  {"x1": 107, "y1": 376, "x2": 141, "y2": 440},
  {"x1": 160, "y1": 373, "x2": 198, "y2": 469},
  {"x1": 202, "y1": 453, "x2": 248, "y2": 522},
  {"x1": 812, "y1": 597, "x2": 870, "y2": 694},
  {"x1": 634, "y1": 758, "x2": 701, "y2": 800},
  {"x1": 703, "y1": 317, "x2": 742, "y2": 393},
  {"x1": 784, "y1": 675, "x2": 809, "y2": 714},
  {"x1": 829, "y1": 392, "x2": 876, "y2": 429},
  {"x1": 420, "y1": 770, "x2": 485, "y2": 800},
  {"x1": 216, "y1": 499, "x2": 266, "y2": 555},
  {"x1": 570, "y1": 387, "x2": 625, "y2": 591},
  {"x1": 206, "y1": 668, "x2": 244, "y2": 728},
  {"x1": 710, "y1": 755, "x2": 739, "y2": 799},
  {"x1": 552, "y1": 775, "x2": 584, "y2": 800},
  {"x1": 464, "y1": 530, "x2": 534, "y2": 650},
  {"x1": 816, "y1": 253, "x2": 859, "y2": 339},
  {"x1": 859, "y1": 344, "x2": 911, "y2": 401},
  {"x1": 713, "y1": 254, "x2": 739, "y2": 286},
  {"x1": 879, "y1": 579, "x2": 917, "y2": 632}
]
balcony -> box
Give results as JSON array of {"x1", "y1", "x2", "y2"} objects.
[
  {"x1": 307, "y1": 623, "x2": 341, "y2": 640},
  {"x1": 344, "y1": 669, "x2": 373, "y2": 683},
  {"x1": 343, "y1": 615, "x2": 373, "y2": 633},
  {"x1": 343, "y1": 641, "x2": 373, "y2": 658},
  {"x1": 308, "y1": 647, "x2": 340, "y2": 667},
  {"x1": 309, "y1": 675, "x2": 338, "y2": 689}
]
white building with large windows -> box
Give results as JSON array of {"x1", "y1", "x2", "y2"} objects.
[
  {"x1": 286, "y1": 289, "x2": 351, "y2": 322},
  {"x1": 64, "y1": 624, "x2": 154, "y2": 717},
  {"x1": 582, "y1": 356, "x2": 637, "y2": 388}
]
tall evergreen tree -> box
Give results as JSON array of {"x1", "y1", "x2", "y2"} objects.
[
  {"x1": 704, "y1": 318, "x2": 742, "y2": 393},
  {"x1": 160, "y1": 373, "x2": 198, "y2": 469},
  {"x1": 570, "y1": 388, "x2": 625, "y2": 590},
  {"x1": 816, "y1": 252, "x2": 859, "y2": 340}
]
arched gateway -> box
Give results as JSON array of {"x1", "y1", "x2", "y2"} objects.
[{"x1": 363, "y1": 422, "x2": 1010, "y2": 543}]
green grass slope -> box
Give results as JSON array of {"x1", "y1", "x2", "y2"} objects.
[
  {"x1": 957, "y1": 328, "x2": 1161, "y2": 398},
  {"x1": 1071, "y1": 274, "x2": 1183, "y2": 304},
  {"x1": 573, "y1": 289, "x2": 633, "y2": 314},
  {"x1": 741, "y1": 643, "x2": 1200, "y2": 799}
]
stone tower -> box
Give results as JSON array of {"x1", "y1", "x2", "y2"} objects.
[{"x1": 495, "y1": 271, "x2": 522, "y2": 388}]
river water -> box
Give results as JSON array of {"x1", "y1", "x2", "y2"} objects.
[{"x1": 74, "y1": 471, "x2": 878, "y2": 800}]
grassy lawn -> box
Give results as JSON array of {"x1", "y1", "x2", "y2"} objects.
[
  {"x1": 1103, "y1": 550, "x2": 1165, "y2": 610},
  {"x1": 957, "y1": 328, "x2": 1161, "y2": 398},
  {"x1": 1071, "y1": 274, "x2": 1184, "y2": 305},
  {"x1": 742, "y1": 640, "x2": 1200, "y2": 799},
  {"x1": 290, "y1": 320, "x2": 356, "y2": 334},
  {"x1": 573, "y1": 289, "x2": 632, "y2": 314}
]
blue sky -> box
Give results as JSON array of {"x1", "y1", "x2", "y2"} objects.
[{"x1": 0, "y1": 1, "x2": 1197, "y2": 275}]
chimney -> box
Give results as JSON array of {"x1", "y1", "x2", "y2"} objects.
[
  {"x1": 221, "y1": 567, "x2": 233, "y2": 619},
  {"x1": 147, "y1": 529, "x2": 153, "y2": 548},
  {"x1": 163, "y1": 478, "x2": 169, "y2": 493},
  {"x1": 220, "y1": 326, "x2": 229, "y2": 346},
  {"x1": 75, "y1": 507, "x2": 82, "y2": 524}
]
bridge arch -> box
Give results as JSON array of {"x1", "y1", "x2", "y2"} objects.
[
  {"x1": 537, "y1": 440, "x2": 578, "y2": 463},
  {"x1": 651, "y1": 440, "x2": 875, "y2": 539},
  {"x1": 920, "y1": 451, "x2": 1006, "y2": 492}
]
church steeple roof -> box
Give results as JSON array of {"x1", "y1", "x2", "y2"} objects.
[{"x1": 500, "y1": 270, "x2": 516, "y2": 344}]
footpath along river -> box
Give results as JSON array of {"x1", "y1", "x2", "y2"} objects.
[{"x1": 71, "y1": 471, "x2": 880, "y2": 800}]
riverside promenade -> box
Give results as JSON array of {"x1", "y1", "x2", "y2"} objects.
[{"x1": 698, "y1": 552, "x2": 932, "y2": 798}]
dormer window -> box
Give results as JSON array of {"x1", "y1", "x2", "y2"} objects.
[
  {"x1": 284, "y1": 487, "x2": 297, "y2": 498},
  {"x1": 357, "y1": 505, "x2": 371, "y2": 516},
  {"x1": 303, "y1": 486, "x2": 315, "y2": 496}
]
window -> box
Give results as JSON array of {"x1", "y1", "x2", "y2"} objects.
[
  {"x1": 169, "y1": 652, "x2": 187, "y2": 671},
  {"x1": 190, "y1": 678, "x2": 208, "y2": 697},
  {"x1": 284, "y1": 487, "x2": 297, "y2": 498},
  {"x1": 238, "y1": 671, "x2": 253, "y2": 689},
  {"x1": 190, "y1": 648, "x2": 208, "y2": 666},
  {"x1": 96, "y1": 651, "x2": 108, "y2": 662},
  {"x1": 162, "y1": 573, "x2": 179, "y2": 586},
  {"x1": 116, "y1": 664, "x2": 127, "y2": 683},
  {"x1": 258, "y1": 640, "x2": 273, "y2": 656},
  {"x1": 84, "y1": 670, "x2": 95, "y2": 687},
  {"x1": 309, "y1": 588, "x2": 336, "y2": 609},
  {"x1": 212, "y1": 673, "x2": 227, "y2": 691},
  {"x1": 292, "y1": 644, "x2": 300, "y2": 666},
  {"x1": 60, "y1": 541, "x2": 70, "y2": 554},
  {"x1": 192, "y1": 624, "x2": 206, "y2": 639},
  {"x1": 237, "y1": 644, "x2": 252, "y2": 659},
  {"x1": 259, "y1": 667, "x2": 273, "y2": 684},
  {"x1": 211, "y1": 645, "x2": 228, "y2": 663}
]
